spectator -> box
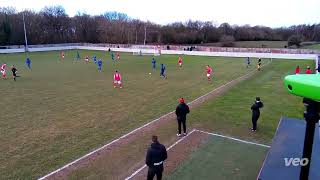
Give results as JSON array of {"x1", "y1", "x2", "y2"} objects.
[
  {"x1": 175, "y1": 98, "x2": 190, "y2": 136},
  {"x1": 306, "y1": 66, "x2": 312, "y2": 74},
  {"x1": 295, "y1": 65, "x2": 300, "y2": 74},
  {"x1": 146, "y1": 135, "x2": 167, "y2": 180},
  {"x1": 251, "y1": 97, "x2": 264, "y2": 132}
]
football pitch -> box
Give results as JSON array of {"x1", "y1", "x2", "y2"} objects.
[
  {"x1": 0, "y1": 50, "x2": 313, "y2": 179},
  {"x1": 166, "y1": 131, "x2": 269, "y2": 180}
]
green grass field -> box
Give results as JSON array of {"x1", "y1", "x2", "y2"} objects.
[
  {"x1": 303, "y1": 43, "x2": 320, "y2": 50},
  {"x1": 188, "y1": 59, "x2": 313, "y2": 144},
  {"x1": 167, "y1": 135, "x2": 268, "y2": 180},
  {"x1": 0, "y1": 50, "x2": 314, "y2": 179},
  {"x1": 161, "y1": 58, "x2": 313, "y2": 180},
  {"x1": 0, "y1": 50, "x2": 260, "y2": 179}
]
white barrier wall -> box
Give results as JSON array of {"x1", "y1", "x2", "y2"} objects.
[
  {"x1": 77, "y1": 46, "x2": 317, "y2": 60},
  {"x1": 28, "y1": 46, "x2": 75, "y2": 52},
  {"x1": 159, "y1": 50, "x2": 317, "y2": 60},
  {"x1": 0, "y1": 48, "x2": 25, "y2": 53},
  {"x1": 0, "y1": 46, "x2": 318, "y2": 60}
]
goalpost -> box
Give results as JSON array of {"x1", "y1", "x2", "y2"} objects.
[
  {"x1": 132, "y1": 46, "x2": 161, "y2": 56},
  {"x1": 132, "y1": 50, "x2": 143, "y2": 56}
]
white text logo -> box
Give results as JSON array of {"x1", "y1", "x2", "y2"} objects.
[{"x1": 284, "y1": 158, "x2": 309, "y2": 166}]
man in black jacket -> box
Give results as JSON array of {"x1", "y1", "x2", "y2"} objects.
[
  {"x1": 175, "y1": 98, "x2": 190, "y2": 137},
  {"x1": 146, "y1": 135, "x2": 167, "y2": 180},
  {"x1": 251, "y1": 97, "x2": 264, "y2": 132},
  {"x1": 11, "y1": 65, "x2": 18, "y2": 81}
]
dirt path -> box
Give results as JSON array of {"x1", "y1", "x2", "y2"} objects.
[
  {"x1": 42, "y1": 64, "x2": 268, "y2": 180},
  {"x1": 131, "y1": 130, "x2": 210, "y2": 180}
]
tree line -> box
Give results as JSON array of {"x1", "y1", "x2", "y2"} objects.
[{"x1": 0, "y1": 6, "x2": 319, "y2": 46}]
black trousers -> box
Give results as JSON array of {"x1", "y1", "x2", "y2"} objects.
[
  {"x1": 252, "y1": 113, "x2": 260, "y2": 130},
  {"x1": 147, "y1": 166, "x2": 163, "y2": 180},
  {"x1": 177, "y1": 118, "x2": 186, "y2": 134}
]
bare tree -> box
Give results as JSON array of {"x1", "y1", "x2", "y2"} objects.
[{"x1": 0, "y1": 5, "x2": 319, "y2": 46}]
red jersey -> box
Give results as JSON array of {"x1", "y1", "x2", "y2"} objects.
[
  {"x1": 61, "y1": 52, "x2": 65, "y2": 58},
  {"x1": 178, "y1": 57, "x2": 182, "y2": 64},
  {"x1": 1, "y1": 64, "x2": 6, "y2": 77},
  {"x1": 306, "y1": 69, "x2": 312, "y2": 74},
  {"x1": 206, "y1": 67, "x2": 212, "y2": 74},
  {"x1": 0, "y1": 64, "x2": 6, "y2": 70},
  {"x1": 295, "y1": 67, "x2": 300, "y2": 74},
  {"x1": 114, "y1": 73, "x2": 121, "y2": 81}
]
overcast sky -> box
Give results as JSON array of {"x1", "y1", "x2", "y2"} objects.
[{"x1": 1, "y1": 0, "x2": 319, "y2": 27}]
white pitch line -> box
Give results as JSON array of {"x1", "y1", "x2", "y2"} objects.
[
  {"x1": 125, "y1": 128, "x2": 270, "y2": 180},
  {"x1": 188, "y1": 61, "x2": 271, "y2": 106},
  {"x1": 38, "y1": 111, "x2": 174, "y2": 180},
  {"x1": 124, "y1": 129, "x2": 197, "y2": 180},
  {"x1": 195, "y1": 129, "x2": 270, "y2": 148},
  {"x1": 38, "y1": 62, "x2": 270, "y2": 180}
]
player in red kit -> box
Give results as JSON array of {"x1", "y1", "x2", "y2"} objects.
[
  {"x1": 113, "y1": 70, "x2": 122, "y2": 88},
  {"x1": 116, "y1": 52, "x2": 120, "y2": 60},
  {"x1": 85, "y1": 55, "x2": 89, "y2": 63},
  {"x1": 1, "y1": 64, "x2": 7, "y2": 79},
  {"x1": 61, "y1": 51, "x2": 65, "y2": 61},
  {"x1": 295, "y1": 65, "x2": 300, "y2": 74},
  {"x1": 205, "y1": 65, "x2": 213, "y2": 81},
  {"x1": 178, "y1": 56, "x2": 183, "y2": 68}
]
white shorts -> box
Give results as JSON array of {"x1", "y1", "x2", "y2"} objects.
[
  {"x1": 179, "y1": 63, "x2": 182, "y2": 66},
  {"x1": 114, "y1": 81, "x2": 121, "y2": 84},
  {"x1": 207, "y1": 74, "x2": 211, "y2": 77}
]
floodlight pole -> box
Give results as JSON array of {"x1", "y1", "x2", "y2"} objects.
[
  {"x1": 144, "y1": 25, "x2": 147, "y2": 45},
  {"x1": 300, "y1": 98, "x2": 320, "y2": 180},
  {"x1": 22, "y1": 13, "x2": 28, "y2": 52}
]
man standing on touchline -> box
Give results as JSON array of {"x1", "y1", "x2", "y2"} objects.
[
  {"x1": 145, "y1": 135, "x2": 167, "y2": 180},
  {"x1": 175, "y1": 98, "x2": 190, "y2": 137}
]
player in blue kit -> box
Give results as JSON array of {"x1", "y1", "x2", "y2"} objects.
[
  {"x1": 97, "y1": 59, "x2": 103, "y2": 72},
  {"x1": 93, "y1": 55, "x2": 97, "y2": 64},
  {"x1": 152, "y1": 57, "x2": 156, "y2": 70},
  {"x1": 160, "y1": 64, "x2": 166, "y2": 79},
  {"x1": 25, "y1": 57, "x2": 31, "y2": 70}
]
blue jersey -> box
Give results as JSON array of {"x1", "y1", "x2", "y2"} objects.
[
  {"x1": 98, "y1": 60, "x2": 103, "y2": 66},
  {"x1": 26, "y1": 58, "x2": 31, "y2": 69},
  {"x1": 161, "y1": 64, "x2": 166, "y2": 72},
  {"x1": 26, "y1": 58, "x2": 31, "y2": 65},
  {"x1": 152, "y1": 58, "x2": 156, "y2": 67}
]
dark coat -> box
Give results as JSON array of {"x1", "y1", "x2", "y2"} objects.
[
  {"x1": 146, "y1": 142, "x2": 167, "y2": 168},
  {"x1": 175, "y1": 103, "x2": 190, "y2": 121},
  {"x1": 251, "y1": 101, "x2": 263, "y2": 118}
]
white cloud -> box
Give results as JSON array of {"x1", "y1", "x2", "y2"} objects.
[{"x1": 1, "y1": 0, "x2": 319, "y2": 27}]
